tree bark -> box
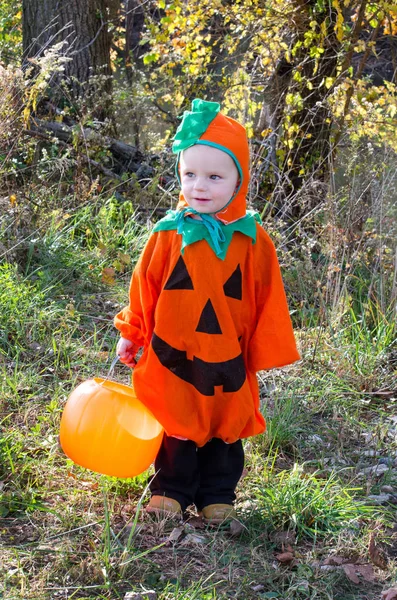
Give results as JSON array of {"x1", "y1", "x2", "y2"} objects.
[
  {"x1": 125, "y1": 0, "x2": 146, "y2": 69},
  {"x1": 257, "y1": 0, "x2": 341, "y2": 218},
  {"x1": 22, "y1": 0, "x2": 115, "y2": 120}
]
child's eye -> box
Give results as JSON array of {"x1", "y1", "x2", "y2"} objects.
[
  {"x1": 210, "y1": 174, "x2": 221, "y2": 180},
  {"x1": 185, "y1": 172, "x2": 195, "y2": 178}
]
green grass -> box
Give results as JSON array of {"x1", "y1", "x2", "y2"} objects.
[
  {"x1": 258, "y1": 391, "x2": 308, "y2": 454},
  {"x1": 248, "y1": 461, "x2": 376, "y2": 540},
  {"x1": 1, "y1": 195, "x2": 396, "y2": 600}
]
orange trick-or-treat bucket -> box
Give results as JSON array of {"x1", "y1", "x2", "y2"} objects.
[{"x1": 60, "y1": 378, "x2": 164, "y2": 478}]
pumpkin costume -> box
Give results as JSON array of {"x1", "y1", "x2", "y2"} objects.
[{"x1": 114, "y1": 99, "x2": 299, "y2": 512}]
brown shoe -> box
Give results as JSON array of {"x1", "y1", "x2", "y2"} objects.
[
  {"x1": 200, "y1": 503, "x2": 237, "y2": 525},
  {"x1": 145, "y1": 495, "x2": 182, "y2": 519}
]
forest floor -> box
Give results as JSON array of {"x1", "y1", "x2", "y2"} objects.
[{"x1": 0, "y1": 193, "x2": 396, "y2": 600}]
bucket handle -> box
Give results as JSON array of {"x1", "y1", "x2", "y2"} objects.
[{"x1": 99, "y1": 354, "x2": 121, "y2": 385}]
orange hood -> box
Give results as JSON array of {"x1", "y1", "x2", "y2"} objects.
[{"x1": 172, "y1": 100, "x2": 250, "y2": 225}]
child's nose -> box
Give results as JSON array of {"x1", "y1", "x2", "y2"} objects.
[{"x1": 194, "y1": 177, "x2": 207, "y2": 191}]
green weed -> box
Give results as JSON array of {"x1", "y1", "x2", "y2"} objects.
[
  {"x1": 0, "y1": 263, "x2": 60, "y2": 354},
  {"x1": 248, "y1": 463, "x2": 375, "y2": 541},
  {"x1": 331, "y1": 296, "x2": 396, "y2": 379},
  {"x1": 259, "y1": 391, "x2": 308, "y2": 454}
]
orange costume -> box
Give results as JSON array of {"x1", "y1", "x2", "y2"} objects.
[{"x1": 114, "y1": 99, "x2": 299, "y2": 448}]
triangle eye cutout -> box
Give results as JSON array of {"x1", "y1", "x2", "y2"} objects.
[
  {"x1": 223, "y1": 264, "x2": 242, "y2": 300},
  {"x1": 196, "y1": 299, "x2": 222, "y2": 334},
  {"x1": 164, "y1": 256, "x2": 194, "y2": 290}
]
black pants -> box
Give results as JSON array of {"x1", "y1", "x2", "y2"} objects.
[{"x1": 149, "y1": 434, "x2": 245, "y2": 512}]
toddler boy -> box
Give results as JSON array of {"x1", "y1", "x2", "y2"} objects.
[{"x1": 114, "y1": 99, "x2": 299, "y2": 524}]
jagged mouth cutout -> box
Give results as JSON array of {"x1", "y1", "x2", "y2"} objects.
[{"x1": 151, "y1": 255, "x2": 246, "y2": 396}]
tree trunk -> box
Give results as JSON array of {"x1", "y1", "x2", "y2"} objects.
[
  {"x1": 125, "y1": 0, "x2": 146, "y2": 71},
  {"x1": 22, "y1": 0, "x2": 115, "y2": 120},
  {"x1": 257, "y1": 0, "x2": 341, "y2": 219},
  {"x1": 282, "y1": 17, "x2": 339, "y2": 202}
]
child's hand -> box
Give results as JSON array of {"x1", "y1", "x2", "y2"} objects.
[{"x1": 116, "y1": 337, "x2": 140, "y2": 368}]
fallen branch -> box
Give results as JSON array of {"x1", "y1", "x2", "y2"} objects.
[
  {"x1": 27, "y1": 117, "x2": 153, "y2": 177},
  {"x1": 23, "y1": 126, "x2": 124, "y2": 181}
]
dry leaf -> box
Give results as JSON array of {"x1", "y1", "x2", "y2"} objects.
[
  {"x1": 101, "y1": 267, "x2": 116, "y2": 285},
  {"x1": 186, "y1": 516, "x2": 205, "y2": 529},
  {"x1": 275, "y1": 551, "x2": 295, "y2": 563},
  {"x1": 320, "y1": 565, "x2": 338, "y2": 572},
  {"x1": 251, "y1": 584, "x2": 265, "y2": 592},
  {"x1": 229, "y1": 519, "x2": 245, "y2": 537},
  {"x1": 382, "y1": 587, "x2": 397, "y2": 600},
  {"x1": 324, "y1": 555, "x2": 345, "y2": 566},
  {"x1": 167, "y1": 526, "x2": 184, "y2": 544},
  {"x1": 80, "y1": 481, "x2": 99, "y2": 490},
  {"x1": 181, "y1": 533, "x2": 206, "y2": 546},
  {"x1": 118, "y1": 253, "x2": 131, "y2": 265},
  {"x1": 356, "y1": 564, "x2": 375, "y2": 582},
  {"x1": 369, "y1": 532, "x2": 388, "y2": 570},
  {"x1": 342, "y1": 564, "x2": 360, "y2": 584}
]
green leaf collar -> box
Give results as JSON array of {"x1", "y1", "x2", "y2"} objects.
[{"x1": 152, "y1": 210, "x2": 261, "y2": 260}]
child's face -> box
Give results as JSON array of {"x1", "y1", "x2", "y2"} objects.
[{"x1": 180, "y1": 145, "x2": 239, "y2": 214}]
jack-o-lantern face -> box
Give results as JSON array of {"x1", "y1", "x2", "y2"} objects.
[{"x1": 151, "y1": 255, "x2": 246, "y2": 396}]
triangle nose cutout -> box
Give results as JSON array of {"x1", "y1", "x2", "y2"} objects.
[{"x1": 196, "y1": 299, "x2": 222, "y2": 334}]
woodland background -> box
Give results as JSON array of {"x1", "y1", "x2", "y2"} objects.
[{"x1": 0, "y1": 1, "x2": 397, "y2": 599}]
